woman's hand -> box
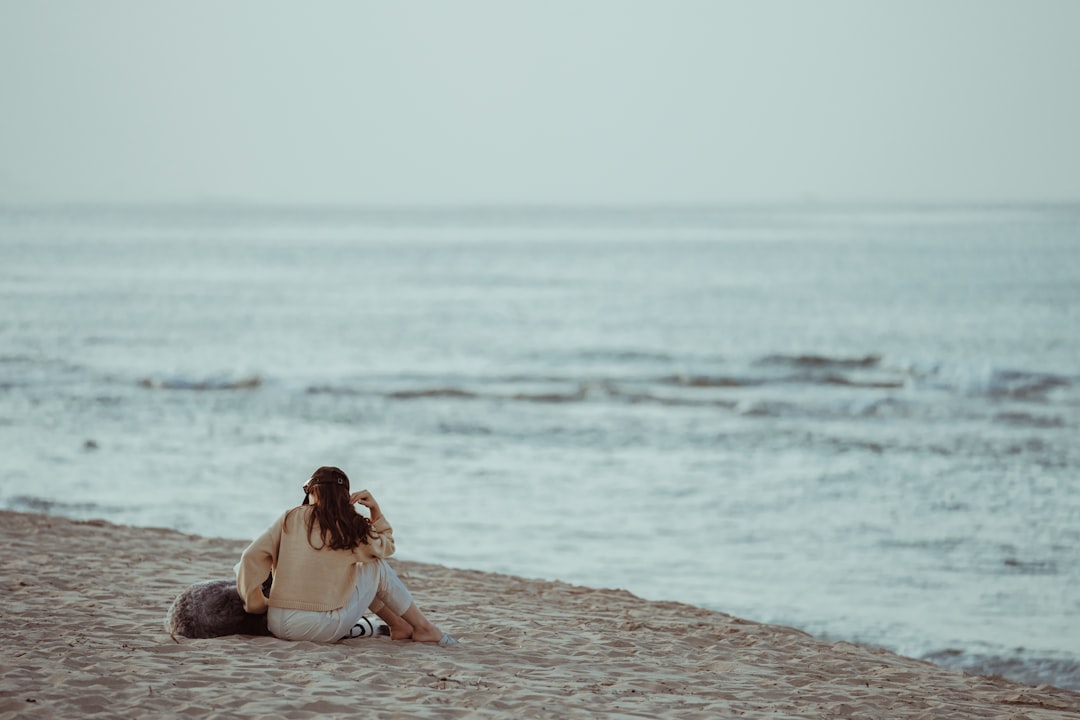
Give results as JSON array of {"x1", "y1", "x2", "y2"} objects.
[{"x1": 350, "y1": 490, "x2": 382, "y2": 521}]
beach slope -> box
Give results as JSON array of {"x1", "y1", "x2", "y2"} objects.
[{"x1": 1, "y1": 510, "x2": 1076, "y2": 719}]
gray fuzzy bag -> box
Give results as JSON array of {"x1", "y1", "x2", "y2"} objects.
[{"x1": 164, "y1": 578, "x2": 272, "y2": 639}]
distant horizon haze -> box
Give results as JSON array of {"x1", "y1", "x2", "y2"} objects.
[{"x1": 2, "y1": 1, "x2": 1078, "y2": 206}]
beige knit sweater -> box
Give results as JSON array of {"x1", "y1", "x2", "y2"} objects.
[{"x1": 237, "y1": 505, "x2": 395, "y2": 614}]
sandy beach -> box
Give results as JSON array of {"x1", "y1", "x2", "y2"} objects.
[{"x1": 1, "y1": 510, "x2": 1077, "y2": 719}]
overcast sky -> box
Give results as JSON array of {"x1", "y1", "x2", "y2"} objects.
[{"x1": 2, "y1": 1, "x2": 1078, "y2": 206}]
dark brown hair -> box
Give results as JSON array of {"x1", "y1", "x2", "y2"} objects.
[{"x1": 289, "y1": 466, "x2": 371, "y2": 550}]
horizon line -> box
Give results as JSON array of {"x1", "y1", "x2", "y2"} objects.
[{"x1": 3, "y1": 198, "x2": 1080, "y2": 213}]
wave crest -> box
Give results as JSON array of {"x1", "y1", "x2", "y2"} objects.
[
  {"x1": 139, "y1": 375, "x2": 262, "y2": 391},
  {"x1": 758, "y1": 353, "x2": 883, "y2": 369}
]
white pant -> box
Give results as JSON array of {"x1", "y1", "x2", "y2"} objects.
[{"x1": 267, "y1": 559, "x2": 413, "y2": 643}]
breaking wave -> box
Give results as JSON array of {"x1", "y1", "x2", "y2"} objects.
[
  {"x1": 138, "y1": 375, "x2": 263, "y2": 391},
  {"x1": 5, "y1": 495, "x2": 126, "y2": 516},
  {"x1": 993, "y1": 411, "x2": 1066, "y2": 429},
  {"x1": 297, "y1": 354, "x2": 1074, "y2": 423},
  {"x1": 757, "y1": 353, "x2": 883, "y2": 369},
  {"x1": 923, "y1": 648, "x2": 1080, "y2": 692},
  {"x1": 901, "y1": 361, "x2": 1073, "y2": 401},
  {"x1": 387, "y1": 388, "x2": 479, "y2": 400}
]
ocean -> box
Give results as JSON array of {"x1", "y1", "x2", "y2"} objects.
[{"x1": 2, "y1": 203, "x2": 1078, "y2": 690}]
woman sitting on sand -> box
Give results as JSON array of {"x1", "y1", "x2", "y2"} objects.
[{"x1": 237, "y1": 465, "x2": 456, "y2": 646}]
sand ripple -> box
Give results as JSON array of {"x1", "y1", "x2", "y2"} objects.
[{"x1": 1, "y1": 511, "x2": 1077, "y2": 719}]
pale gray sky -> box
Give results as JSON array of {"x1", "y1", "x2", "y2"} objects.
[{"x1": 1, "y1": 1, "x2": 1078, "y2": 205}]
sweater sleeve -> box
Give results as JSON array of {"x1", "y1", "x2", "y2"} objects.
[
  {"x1": 362, "y1": 515, "x2": 395, "y2": 559},
  {"x1": 237, "y1": 512, "x2": 285, "y2": 614}
]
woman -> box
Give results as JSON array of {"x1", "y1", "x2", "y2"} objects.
[{"x1": 237, "y1": 465, "x2": 456, "y2": 646}]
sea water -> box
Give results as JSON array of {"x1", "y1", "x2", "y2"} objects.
[{"x1": 2, "y1": 204, "x2": 1078, "y2": 690}]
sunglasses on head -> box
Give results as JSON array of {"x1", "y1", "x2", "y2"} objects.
[{"x1": 303, "y1": 477, "x2": 345, "y2": 494}]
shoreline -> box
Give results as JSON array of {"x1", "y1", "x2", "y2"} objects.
[{"x1": 2, "y1": 510, "x2": 1078, "y2": 719}]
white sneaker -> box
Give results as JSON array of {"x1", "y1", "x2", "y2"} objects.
[{"x1": 345, "y1": 616, "x2": 391, "y2": 639}]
